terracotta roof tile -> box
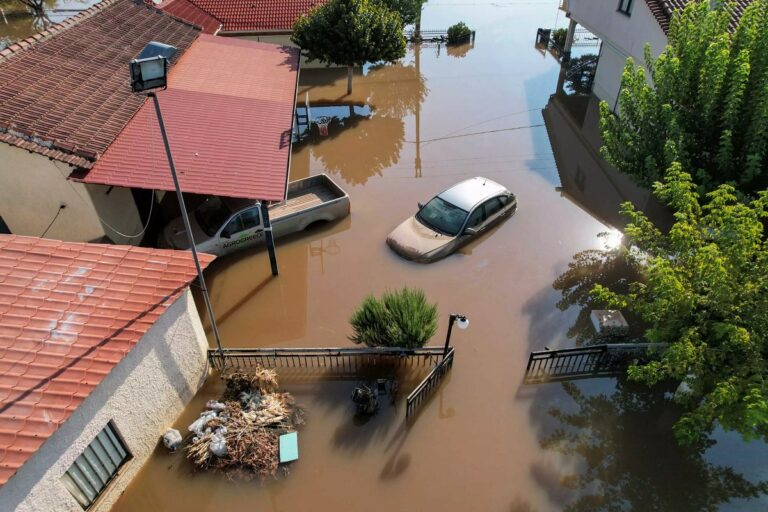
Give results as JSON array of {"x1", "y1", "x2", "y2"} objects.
[
  {"x1": 158, "y1": 0, "x2": 222, "y2": 34},
  {"x1": 0, "y1": 235, "x2": 214, "y2": 487},
  {"x1": 77, "y1": 35, "x2": 300, "y2": 201},
  {"x1": 0, "y1": 0, "x2": 200, "y2": 167},
  {"x1": 160, "y1": 0, "x2": 325, "y2": 32},
  {"x1": 644, "y1": 0, "x2": 755, "y2": 33}
]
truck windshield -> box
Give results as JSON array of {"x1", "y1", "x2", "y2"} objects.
[
  {"x1": 416, "y1": 197, "x2": 468, "y2": 236},
  {"x1": 195, "y1": 197, "x2": 232, "y2": 237}
]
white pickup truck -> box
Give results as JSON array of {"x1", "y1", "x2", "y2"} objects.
[{"x1": 162, "y1": 174, "x2": 350, "y2": 257}]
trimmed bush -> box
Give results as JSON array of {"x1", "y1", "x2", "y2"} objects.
[
  {"x1": 349, "y1": 288, "x2": 438, "y2": 348},
  {"x1": 447, "y1": 22, "x2": 472, "y2": 44}
]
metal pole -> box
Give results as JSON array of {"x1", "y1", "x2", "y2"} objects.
[
  {"x1": 149, "y1": 92, "x2": 224, "y2": 357},
  {"x1": 443, "y1": 314, "x2": 456, "y2": 358},
  {"x1": 260, "y1": 202, "x2": 279, "y2": 276}
]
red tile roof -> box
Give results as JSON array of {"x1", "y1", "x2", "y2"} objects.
[
  {"x1": 644, "y1": 0, "x2": 754, "y2": 33},
  {"x1": 0, "y1": 235, "x2": 214, "y2": 487},
  {"x1": 77, "y1": 35, "x2": 300, "y2": 201},
  {"x1": 157, "y1": 0, "x2": 222, "y2": 34},
  {"x1": 159, "y1": 0, "x2": 325, "y2": 32},
  {"x1": 0, "y1": 0, "x2": 200, "y2": 169}
]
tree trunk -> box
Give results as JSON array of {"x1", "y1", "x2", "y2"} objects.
[
  {"x1": 347, "y1": 66, "x2": 353, "y2": 95},
  {"x1": 17, "y1": 0, "x2": 45, "y2": 17}
]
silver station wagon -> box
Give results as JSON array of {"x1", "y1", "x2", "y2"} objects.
[{"x1": 386, "y1": 177, "x2": 517, "y2": 263}]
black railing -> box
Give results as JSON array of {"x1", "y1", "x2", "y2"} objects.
[
  {"x1": 208, "y1": 346, "x2": 445, "y2": 372},
  {"x1": 405, "y1": 29, "x2": 476, "y2": 43},
  {"x1": 524, "y1": 343, "x2": 665, "y2": 384},
  {"x1": 406, "y1": 348, "x2": 455, "y2": 418}
]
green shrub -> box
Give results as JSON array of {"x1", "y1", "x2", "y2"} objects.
[
  {"x1": 447, "y1": 22, "x2": 472, "y2": 44},
  {"x1": 349, "y1": 288, "x2": 438, "y2": 348}
]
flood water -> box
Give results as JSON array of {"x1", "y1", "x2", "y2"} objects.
[
  {"x1": 112, "y1": 1, "x2": 768, "y2": 510},
  {"x1": 0, "y1": 0, "x2": 98, "y2": 50}
]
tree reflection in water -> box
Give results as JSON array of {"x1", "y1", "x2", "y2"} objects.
[
  {"x1": 310, "y1": 113, "x2": 405, "y2": 185},
  {"x1": 304, "y1": 58, "x2": 428, "y2": 185},
  {"x1": 446, "y1": 42, "x2": 473, "y2": 59},
  {"x1": 364, "y1": 61, "x2": 428, "y2": 118},
  {"x1": 541, "y1": 380, "x2": 768, "y2": 511},
  {"x1": 552, "y1": 244, "x2": 644, "y2": 345}
]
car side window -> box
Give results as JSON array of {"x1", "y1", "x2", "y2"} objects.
[
  {"x1": 221, "y1": 215, "x2": 243, "y2": 237},
  {"x1": 240, "y1": 208, "x2": 261, "y2": 230},
  {"x1": 466, "y1": 206, "x2": 486, "y2": 229},
  {"x1": 483, "y1": 197, "x2": 505, "y2": 218}
]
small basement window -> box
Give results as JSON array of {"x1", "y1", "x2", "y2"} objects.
[
  {"x1": 618, "y1": 0, "x2": 633, "y2": 15},
  {"x1": 61, "y1": 422, "x2": 131, "y2": 509}
]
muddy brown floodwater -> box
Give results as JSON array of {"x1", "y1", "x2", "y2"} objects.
[
  {"x1": 112, "y1": 1, "x2": 768, "y2": 511},
  {"x1": 0, "y1": 0, "x2": 99, "y2": 50}
]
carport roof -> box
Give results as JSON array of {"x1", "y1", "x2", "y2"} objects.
[
  {"x1": 74, "y1": 35, "x2": 300, "y2": 201},
  {"x1": 0, "y1": 235, "x2": 214, "y2": 487}
]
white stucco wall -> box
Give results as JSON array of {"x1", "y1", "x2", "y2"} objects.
[
  {"x1": 568, "y1": 0, "x2": 669, "y2": 107},
  {"x1": 0, "y1": 143, "x2": 144, "y2": 245},
  {"x1": 0, "y1": 290, "x2": 210, "y2": 512}
]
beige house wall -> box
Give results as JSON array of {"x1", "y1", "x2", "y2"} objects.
[
  {"x1": 0, "y1": 290, "x2": 210, "y2": 512},
  {"x1": 0, "y1": 143, "x2": 144, "y2": 245}
]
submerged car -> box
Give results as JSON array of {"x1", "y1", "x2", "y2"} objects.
[{"x1": 386, "y1": 177, "x2": 517, "y2": 263}]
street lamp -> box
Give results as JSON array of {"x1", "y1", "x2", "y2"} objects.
[
  {"x1": 130, "y1": 42, "x2": 224, "y2": 358},
  {"x1": 443, "y1": 313, "x2": 469, "y2": 357}
]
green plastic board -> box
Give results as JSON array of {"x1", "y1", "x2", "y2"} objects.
[{"x1": 279, "y1": 432, "x2": 299, "y2": 463}]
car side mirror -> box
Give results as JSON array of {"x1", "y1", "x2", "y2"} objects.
[
  {"x1": 418, "y1": 202, "x2": 424, "y2": 210},
  {"x1": 464, "y1": 227, "x2": 477, "y2": 236}
]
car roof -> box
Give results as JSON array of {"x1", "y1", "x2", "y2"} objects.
[{"x1": 437, "y1": 177, "x2": 509, "y2": 211}]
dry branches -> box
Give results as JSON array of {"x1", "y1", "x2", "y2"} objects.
[{"x1": 184, "y1": 368, "x2": 303, "y2": 479}]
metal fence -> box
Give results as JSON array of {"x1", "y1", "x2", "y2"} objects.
[
  {"x1": 208, "y1": 346, "x2": 446, "y2": 372},
  {"x1": 209, "y1": 346, "x2": 456, "y2": 419},
  {"x1": 406, "y1": 348, "x2": 455, "y2": 418},
  {"x1": 524, "y1": 343, "x2": 665, "y2": 384},
  {"x1": 404, "y1": 29, "x2": 476, "y2": 43}
]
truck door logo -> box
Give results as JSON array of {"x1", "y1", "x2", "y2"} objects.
[{"x1": 222, "y1": 231, "x2": 262, "y2": 249}]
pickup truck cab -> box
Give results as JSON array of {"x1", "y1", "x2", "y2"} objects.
[{"x1": 162, "y1": 174, "x2": 349, "y2": 257}]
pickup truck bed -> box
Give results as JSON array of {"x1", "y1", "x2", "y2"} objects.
[{"x1": 271, "y1": 185, "x2": 340, "y2": 220}]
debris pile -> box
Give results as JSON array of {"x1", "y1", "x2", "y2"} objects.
[{"x1": 184, "y1": 368, "x2": 304, "y2": 478}]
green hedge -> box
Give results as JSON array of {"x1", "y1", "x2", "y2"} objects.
[
  {"x1": 349, "y1": 288, "x2": 438, "y2": 348},
  {"x1": 447, "y1": 22, "x2": 472, "y2": 44}
]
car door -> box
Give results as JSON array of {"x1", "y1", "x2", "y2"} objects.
[
  {"x1": 464, "y1": 204, "x2": 487, "y2": 235},
  {"x1": 481, "y1": 196, "x2": 508, "y2": 227},
  {"x1": 217, "y1": 207, "x2": 262, "y2": 255}
]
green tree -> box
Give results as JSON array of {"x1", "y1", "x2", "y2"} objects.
[
  {"x1": 377, "y1": 0, "x2": 425, "y2": 26},
  {"x1": 600, "y1": 0, "x2": 768, "y2": 195},
  {"x1": 349, "y1": 288, "x2": 438, "y2": 348},
  {"x1": 291, "y1": 0, "x2": 407, "y2": 94},
  {"x1": 589, "y1": 165, "x2": 768, "y2": 446}
]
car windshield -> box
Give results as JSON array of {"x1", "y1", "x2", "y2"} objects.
[
  {"x1": 194, "y1": 197, "x2": 232, "y2": 237},
  {"x1": 416, "y1": 196, "x2": 468, "y2": 236}
]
